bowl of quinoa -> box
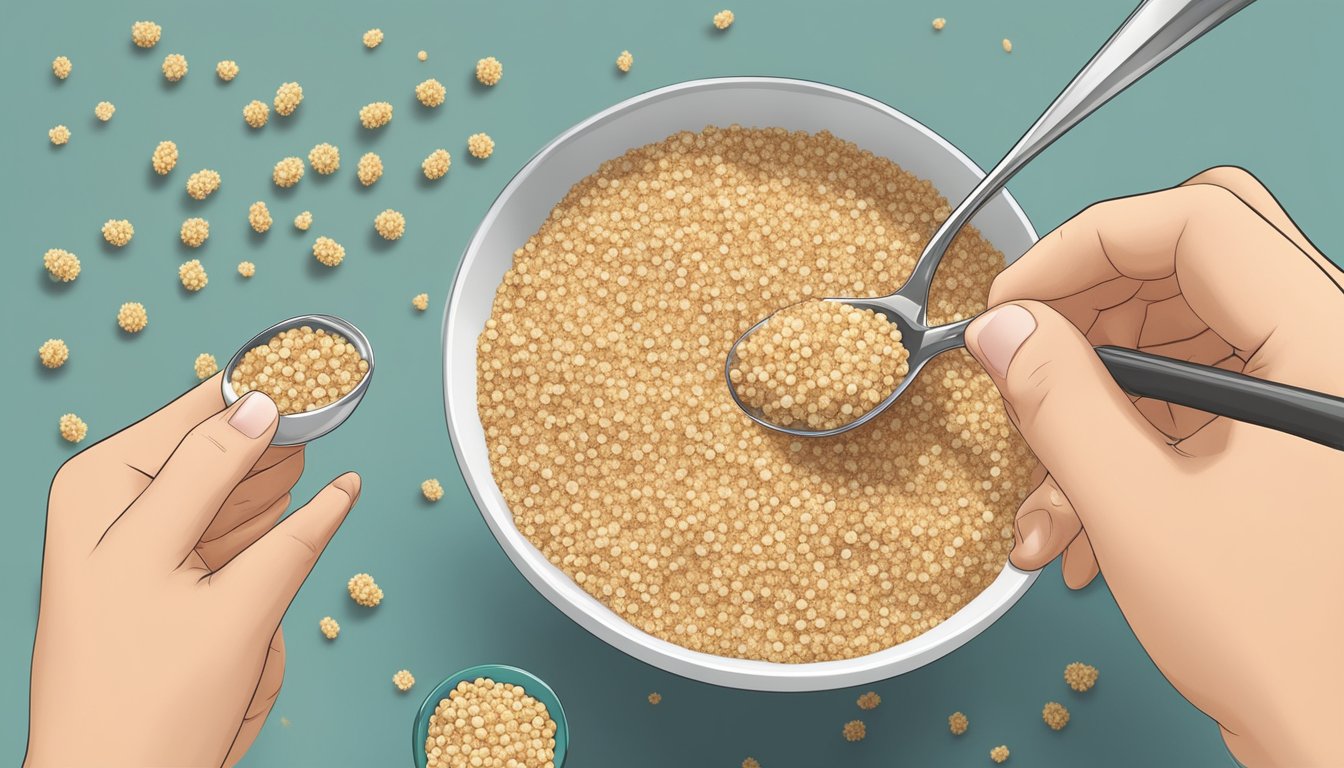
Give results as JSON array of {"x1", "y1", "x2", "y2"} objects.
[{"x1": 445, "y1": 77, "x2": 1040, "y2": 691}]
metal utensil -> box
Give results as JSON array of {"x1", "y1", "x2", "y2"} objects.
[
  {"x1": 727, "y1": 0, "x2": 1260, "y2": 438},
  {"x1": 221, "y1": 314, "x2": 374, "y2": 445}
]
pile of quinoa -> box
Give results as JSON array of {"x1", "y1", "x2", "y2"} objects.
[
  {"x1": 476, "y1": 125, "x2": 1035, "y2": 664},
  {"x1": 424, "y1": 677, "x2": 557, "y2": 768}
]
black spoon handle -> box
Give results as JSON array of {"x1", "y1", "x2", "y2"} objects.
[{"x1": 1096, "y1": 345, "x2": 1344, "y2": 451}]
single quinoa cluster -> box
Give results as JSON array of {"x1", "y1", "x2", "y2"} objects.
[
  {"x1": 131, "y1": 20, "x2": 162, "y2": 48},
  {"x1": 374, "y1": 209, "x2": 405, "y2": 240},
  {"x1": 49, "y1": 125, "x2": 70, "y2": 146},
  {"x1": 273, "y1": 156, "x2": 304, "y2": 188},
  {"x1": 475, "y1": 56, "x2": 502, "y2": 86},
  {"x1": 422, "y1": 149, "x2": 451, "y2": 179},
  {"x1": 1042, "y1": 701, "x2": 1070, "y2": 731},
  {"x1": 312, "y1": 236, "x2": 345, "y2": 267},
  {"x1": 1064, "y1": 662, "x2": 1098, "y2": 692},
  {"x1": 990, "y1": 745, "x2": 1010, "y2": 764},
  {"x1": 238, "y1": 261, "x2": 256, "y2": 278},
  {"x1": 647, "y1": 692, "x2": 661, "y2": 705},
  {"x1": 94, "y1": 101, "x2": 116, "y2": 121},
  {"x1": 243, "y1": 100, "x2": 269, "y2": 128},
  {"x1": 194, "y1": 353, "x2": 218, "y2": 379},
  {"x1": 347, "y1": 572, "x2": 383, "y2": 607},
  {"x1": 186, "y1": 169, "x2": 221, "y2": 200},
  {"x1": 418, "y1": 50, "x2": 428, "y2": 61},
  {"x1": 180, "y1": 217, "x2": 210, "y2": 247},
  {"x1": 412, "y1": 293, "x2": 429, "y2": 311},
  {"x1": 102, "y1": 219, "x2": 134, "y2": 247},
  {"x1": 843, "y1": 720, "x2": 866, "y2": 742},
  {"x1": 421, "y1": 478, "x2": 444, "y2": 502},
  {"x1": 741, "y1": 759, "x2": 759, "y2": 768},
  {"x1": 1002, "y1": 39, "x2": 1013, "y2": 53},
  {"x1": 39, "y1": 339, "x2": 69, "y2": 369},
  {"x1": 359, "y1": 101, "x2": 393, "y2": 129},
  {"x1": 249, "y1": 201, "x2": 272, "y2": 233},
  {"x1": 424, "y1": 677, "x2": 557, "y2": 768},
  {"x1": 309, "y1": 143, "x2": 340, "y2": 175},
  {"x1": 932, "y1": 17, "x2": 947, "y2": 31},
  {"x1": 730, "y1": 299, "x2": 910, "y2": 431},
  {"x1": 162, "y1": 53, "x2": 188, "y2": 81},
  {"x1": 856, "y1": 691, "x2": 881, "y2": 710},
  {"x1": 319, "y1": 616, "x2": 340, "y2": 639},
  {"x1": 43, "y1": 249, "x2": 80, "y2": 282},
  {"x1": 948, "y1": 711, "x2": 969, "y2": 735},
  {"x1": 117, "y1": 302, "x2": 148, "y2": 333},
  {"x1": 152, "y1": 140, "x2": 178, "y2": 174},
  {"x1": 714, "y1": 9, "x2": 735, "y2": 29},
  {"x1": 477, "y1": 126, "x2": 1033, "y2": 664},
  {"x1": 416, "y1": 78, "x2": 446, "y2": 107},
  {"x1": 216, "y1": 60, "x2": 239, "y2": 81},
  {"x1": 178, "y1": 259, "x2": 208, "y2": 292},
  {"x1": 52, "y1": 56, "x2": 72, "y2": 79},
  {"x1": 230, "y1": 325, "x2": 368, "y2": 413},
  {"x1": 59, "y1": 413, "x2": 88, "y2": 443},
  {"x1": 393, "y1": 670, "x2": 415, "y2": 692},
  {"x1": 467, "y1": 133, "x2": 494, "y2": 159},
  {"x1": 274, "y1": 81, "x2": 303, "y2": 116},
  {"x1": 363, "y1": 28, "x2": 384, "y2": 48},
  {"x1": 294, "y1": 210, "x2": 313, "y2": 230},
  {"x1": 616, "y1": 50, "x2": 633, "y2": 73},
  {"x1": 357, "y1": 152, "x2": 383, "y2": 186}
]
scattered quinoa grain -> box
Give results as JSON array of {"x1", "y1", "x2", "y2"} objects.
[
  {"x1": 949, "y1": 711, "x2": 969, "y2": 736},
  {"x1": 425, "y1": 677, "x2": 558, "y2": 768},
  {"x1": 358, "y1": 101, "x2": 393, "y2": 129},
  {"x1": 312, "y1": 236, "x2": 345, "y2": 267},
  {"x1": 843, "y1": 720, "x2": 866, "y2": 742},
  {"x1": 1042, "y1": 701, "x2": 1070, "y2": 731},
  {"x1": 152, "y1": 140, "x2": 178, "y2": 174},
  {"x1": 393, "y1": 669, "x2": 415, "y2": 692},
  {"x1": 415, "y1": 78, "x2": 446, "y2": 107},
  {"x1": 273, "y1": 156, "x2": 305, "y2": 188},
  {"x1": 412, "y1": 293, "x2": 429, "y2": 311},
  {"x1": 238, "y1": 261, "x2": 256, "y2": 278},
  {"x1": 742, "y1": 759, "x2": 759, "y2": 768},
  {"x1": 162, "y1": 53, "x2": 188, "y2": 82},
  {"x1": 194, "y1": 353, "x2": 218, "y2": 379},
  {"x1": 357, "y1": 152, "x2": 383, "y2": 186},
  {"x1": 616, "y1": 50, "x2": 633, "y2": 73},
  {"x1": 1064, "y1": 662, "x2": 1099, "y2": 692},
  {"x1": 374, "y1": 209, "x2": 405, "y2": 240},
  {"x1": 319, "y1": 616, "x2": 340, "y2": 639},
  {"x1": 131, "y1": 21, "x2": 162, "y2": 48},
  {"x1": 990, "y1": 745, "x2": 1010, "y2": 763},
  {"x1": 467, "y1": 132, "x2": 494, "y2": 159},
  {"x1": 243, "y1": 100, "x2": 269, "y2": 128},
  {"x1": 43, "y1": 249, "x2": 80, "y2": 282},
  {"x1": 117, "y1": 302, "x2": 148, "y2": 333},
  {"x1": 180, "y1": 217, "x2": 210, "y2": 248},
  {"x1": 186, "y1": 169, "x2": 221, "y2": 200},
  {"x1": 422, "y1": 149, "x2": 451, "y2": 179},
  {"x1": 647, "y1": 692, "x2": 661, "y2": 705},
  {"x1": 932, "y1": 17, "x2": 946, "y2": 31},
  {"x1": 248, "y1": 201, "x2": 272, "y2": 233},
  {"x1": 59, "y1": 413, "x2": 87, "y2": 443},
  {"x1": 347, "y1": 572, "x2": 383, "y2": 607},
  {"x1": 417, "y1": 50, "x2": 428, "y2": 61},
  {"x1": 421, "y1": 478, "x2": 444, "y2": 502},
  {"x1": 216, "y1": 60, "x2": 239, "y2": 81},
  {"x1": 178, "y1": 259, "x2": 208, "y2": 292},
  {"x1": 294, "y1": 210, "x2": 313, "y2": 230},
  {"x1": 52, "y1": 56, "x2": 72, "y2": 80},
  {"x1": 363, "y1": 28, "x2": 384, "y2": 48},
  {"x1": 102, "y1": 219, "x2": 134, "y2": 247},
  {"x1": 274, "y1": 81, "x2": 303, "y2": 116},
  {"x1": 1002, "y1": 38, "x2": 1013, "y2": 53},
  {"x1": 38, "y1": 339, "x2": 69, "y2": 369},
  {"x1": 49, "y1": 125, "x2": 70, "y2": 146},
  {"x1": 475, "y1": 56, "x2": 502, "y2": 86},
  {"x1": 230, "y1": 326, "x2": 368, "y2": 413},
  {"x1": 94, "y1": 101, "x2": 116, "y2": 121},
  {"x1": 308, "y1": 142, "x2": 340, "y2": 174},
  {"x1": 713, "y1": 9, "x2": 735, "y2": 29},
  {"x1": 856, "y1": 692, "x2": 881, "y2": 710}
]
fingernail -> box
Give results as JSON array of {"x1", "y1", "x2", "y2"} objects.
[
  {"x1": 1015, "y1": 509, "x2": 1051, "y2": 554},
  {"x1": 333, "y1": 472, "x2": 362, "y2": 503},
  {"x1": 973, "y1": 304, "x2": 1036, "y2": 377},
  {"x1": 229, "y1": 392, "x2": 278, "y2": 439}
]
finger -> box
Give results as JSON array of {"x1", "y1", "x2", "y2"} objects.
[
  {"x1": 196, "y1": 494, "x2": 290, "y2": 571},
  {"x1": 98, "y1": 375, "x2": 229, "y2": 476},
  {"x1": 217, "y1": 473, "x2": 361, "y2": 622},
  {"x1": 1008, "y1": 474, "x2": 1082, "y2": 571},
  {"x1": 1061, "y1": 529, "x2": 1100, "y2": 590},
  {"x1": 115, "y1": 392, "x2": 279, "y2": 559},
  {"x1": 965, "y1": 302, "x2": 1174, "y2": 538},
  {"x1": 224, "y1": 627, "x2": 285, "y2": 768},
  {"x1": 199, "y1": 450, "x2": 304, "y2": 545}
]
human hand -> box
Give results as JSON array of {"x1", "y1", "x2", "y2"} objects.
[
  {"x1": 25, "y1": 377, "x2": 360, "y2": 768},
  {"x1": 962, "y1": 167, "x2": 1342, "y2": 766}
]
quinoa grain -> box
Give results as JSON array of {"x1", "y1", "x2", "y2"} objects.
[
  {"x1": 856, "y1": 691, "x2": 881, "y2": 710},
  {"x1": 49, "y1": 125, "x2": 70, "y2": 146},
  {"x1": 363, "y1": 28, "x2": 384, "y2": 48},
  {"x1": 243, "y1": 100, "x2": 269, "y2": 128},
  {"x1": 467, "y1": 132, "x2": 494, "y2": 159},
  {"x1": 347, "y1": 572, "x2": 383, "y2": 607},
  {"x1": 421, "y1": 478, "x2": 444, "y2": 502},
  {"x1": 393, "y1": 669, "x2": 415, "y2": 691},
  {"x1": 932, "y1": 17, "x2": 947, "y2": 31},
  {"x1": 843, "y1": 720, "x2": 866, "y2": 742},
  {"x1": 194, "y1": 353, "x2": 218, "y2": 379},
  {"x1": 418, "y1": 50, "x2": 428, "y2": 62},
  {"x1": 422, "y1": 149, "x2": 451, "y2": 180},
  {"x1": 94, "y1": 101, "x2": 115, "y2": 121},
  {"x1": 249, "y1": 201, "x2": 272, "y2": 233},
  {"x1": 616, "y1": 50, "x2": 633, "y2": 73},
  {"x1": 713, "y1": 9, "x2": 735, "y2": 29},
  {"x1": 742, "y1": 759, "x2": 759, "y2": 768},
  {"x1": 102, "y1": 219, "x2": 134, "y2": 247},
  {"x1": 308, "y1": 143, "x2": 340, "y2": 175},
  {"x1": 39, "y1": 339, "x2": 69, "y2": 369},
  {"x1": 59, "y1": 413, "x2": 87, "y2": 443},
  {"x1": 52, "y1": 56, "x2": 72, "y2": 80},
  {"x1": 647, "y1": 692, "x2": 661, "y2": 705},
  {"x1": 415, "y1": 78, "x2": 446, "y2": 107},
  {"x1": 117, "y1": 302, "x2": 148, "y2": 333},
  {"x1": 357, "y1": 152, "x2": 383, "y2": 186},
  {"x1": 1042, "y1": 701, "x2": 1069, "y2": 730},
  {"x1": 43, "y1": 249, "x2": 80, "y2": 282},
  {"x1": 319, "y1": 616, "x2": 340, "y2": 639},
  {"x1": 358, "y1": 101, "x2": 393, "y2": 129},
  {"x1": 1002, "y1": 39, "x2": 1013, "y2": 53},
  {"x1": 273, "y1": 156, "x2": 304, "y2": 188},
  {"x1": 216, "y1": 60, "x2": 239, "y2": 81},
  {"x1": 131, "y1": 21, "x2": 162, "y2": 48},
  {"x1": 412, "y1": 293, "x2": 429, "y2": 311},
  {"x1": 274, "y1": 81, "x2": 303, "y2": 116},
  {"x1": 374, "y1": 209, "x2": 405, "y2": 240},
  {"x1": 178, "y1": 259, "x2": 208, "y2": 292},
  {"x1": 152, "y1": 140, "x2": 178, "y2": 174},
  {"x1": 186, "y1": 169, "x2": 221, "y2": 200},
  {"x1": 990, "y1": 745, "x2": 1010, "y2": 763},
  {"x1": 294, "y1": 210, "x2": 313, "y2": 230},
  {"x1": 238, "y1": 261, "x2": 256, "y2": 278},
  {"x1": 949, "y1": 711, "x2": 969, "y2": 735},
  {"x1": 162, "y1": 53, "x2": 188, "y2": 82},
  {"x1": 312, "y1": 236, "x2": 345, "y2": 267},
  {"x1": 475, "y1": 56, "x2": 502, "y2": 86},
  {"x1": 1064, "y1": 662, "x2": 1098, "y2": 692},
  {"x1": 180, "y1": 217, "x2": 210, "y2": 248}
]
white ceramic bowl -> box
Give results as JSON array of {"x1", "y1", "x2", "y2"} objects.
[{"x1": 444, "y1": 77, "x2": 1039, "y2": 692}]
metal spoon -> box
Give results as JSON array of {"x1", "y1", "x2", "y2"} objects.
[{"x1": 728, "y1": 0, "x2": 1300, "y2": 439}]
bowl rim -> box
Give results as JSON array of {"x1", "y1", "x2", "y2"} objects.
[
  {"x1": 412, "y1": 663, "x2": 569, "y2": 768},
  {"x1": 442, "y1": 76, "x2": 1041, "y2": 691}
]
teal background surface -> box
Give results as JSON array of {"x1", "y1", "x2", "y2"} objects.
[{"x1": 3, "y1": 1, "x2": 1338, "y2": 766}]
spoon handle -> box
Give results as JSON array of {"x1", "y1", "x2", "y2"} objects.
[
  {"x1": 900, "y1": 0, "x2": 1257, "y2": 319},
  {"x1": 1097, "y1": 346, "x2": 1344, "y2": 451}
]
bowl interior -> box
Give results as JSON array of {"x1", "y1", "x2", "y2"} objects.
[
  {"x1": 444, "y1": 77, "x2": 1040, "y2": 691},
  {"x1": 412, "y1": 664, "x2": 569, "y2": 768}
]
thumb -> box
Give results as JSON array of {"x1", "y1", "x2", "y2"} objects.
[{"x1": 965, "y1": 302, "x2": 1173, "y2": 519}]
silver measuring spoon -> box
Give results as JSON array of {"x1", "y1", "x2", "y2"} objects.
[{"x1": 726, "y1": 0, "x2": 1344, "y2": 446}]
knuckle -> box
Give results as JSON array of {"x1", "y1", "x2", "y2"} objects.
[{"x1": 1184, "y1": 165, "x2": 1263, "y2": 194}]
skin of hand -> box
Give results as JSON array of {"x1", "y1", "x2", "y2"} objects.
[
  {"x1": 25, "y1": 377, "x2": 360, "y2": 768},
  {"x1": 963, "y1": 167, "x2": 1342, "y2": 767}
]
